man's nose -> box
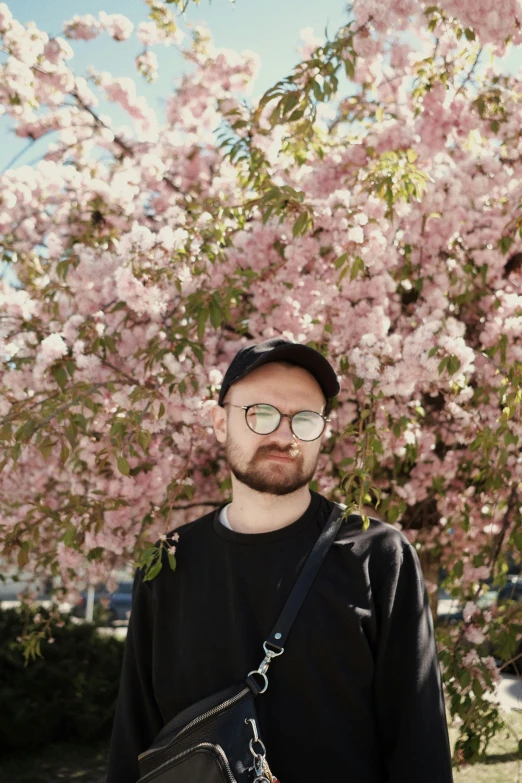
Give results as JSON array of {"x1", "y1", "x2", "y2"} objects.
[{"x1": 271, "y1": 415, "x2": 295, "y2": 442}]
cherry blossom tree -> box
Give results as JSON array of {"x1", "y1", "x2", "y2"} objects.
[{"x1": 1, "y1": 0, "x2": 522, "y2": 764}]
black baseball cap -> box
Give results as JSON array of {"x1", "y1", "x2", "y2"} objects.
[{"x1": 217, "y1": 337, "x2": 340, "y2": 407}]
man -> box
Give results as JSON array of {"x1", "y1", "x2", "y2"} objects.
[{"x1": 106, "y1": 337, "x2": 454, "y2": 783}]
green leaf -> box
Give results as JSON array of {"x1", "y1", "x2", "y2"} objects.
[
  {"x1": 344, "y1": 58, "x2": 355, "y2": 79},
  {"x1": 372, "y1": 438, "x2": 384, "y2": 455},
  {"x1": 209, "y1": 301, "x2": 222, "y2": 329},
  {"x1": 138, "y1": 430, "x2": 151, "y2": 452},
  {"x1": 472, "y1": 679, "x2": 483, "y2": 698},
  {"x1": 350, "y1": 256, "x2": 365, "y2": 281},
  {"x1": 292, "y1": 211, "x2": 309, "y2": 238},
  {"x1": 513, "y1": 531, "x2": 522, "y2": 552},
  {"x1": 334, "y1": 252, "x2": 348, "y2": 270},
  {"x1": 117, "y1": 455, "x2": 130, "y2": 476},
  {"x1": 38, "y1": 437, "x2": 54, "y2": 461},
  {"x1": 388, "y1": 505, "x2": 400, "y2": 523},
  {"x1": 60, "y1": 442, "x2": 70, "y2": 464},
  {"x1": 197, "y1": 307, "x2": 208, "y2": 341},
  {"x1": 168, "y1": 552, "x2": 177, "y2": 572},
  {"x1": 453, "y1": 560, "x2": 464, "y2": 578},
  {"x1": 446, "y1": 355, "x2": 461, "y2": 376},
  {"x1": 17, "y1": 546, "x2": 29, "y2": 569},
  {"x1": 143, "y1": 560, "x2": 163, "y2": 581},
  {"x1": 282, "y1": 92, "x2": 299, "y2": 114},
  {"x1": 110, "y1": 421, "x2": 126, "y2": 438},
  {"x1": 51, "y1": 365, "x2": 67, "y2": 391},
  {"x1": 192, "y1": 345, "x2": 204, "y2": 364},
  {"x1": 499, "y1": 235, "x2": 514, "y2": 255},
  {"x1": 288, "y1": 108, "x2": 305, "y2": 122},
  {"x1": 139, "y1": 546, "x2": 160, "y2": 562},
  {"x1": 0, "y1": 424, "x2": 12, "y2": 441},
  {"x1": 15, "y1": 421, "x2": 35, "y2": 442}
]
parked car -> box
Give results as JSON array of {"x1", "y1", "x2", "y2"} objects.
[
  {"x1": 72, "y1": 581, "x2": 133, "y2": 626},
  {"x1": 436, "y1": 578, "x2": 497, "y2": 623},
  {"x1": 437, "y1": 587, "x2": 463, "y2": 622},
  {"x1": 496, "y1": 575, "x2": 522, "y2": 605},
  {"x1": 437, "y1": 574, "x2": 522, "y2": 674}
]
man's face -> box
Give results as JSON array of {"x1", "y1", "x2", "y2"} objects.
[{"x1": 212, "y1": 362, "x2": 327, "y2": 496}]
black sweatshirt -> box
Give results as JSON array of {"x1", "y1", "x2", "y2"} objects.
[{"x1": 106, "y1": 490, "x2": 454, "y2": 783}]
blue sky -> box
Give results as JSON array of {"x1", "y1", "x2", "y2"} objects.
[{"x1": 0, "y1": 0, "x2": 350, "y2": 171}]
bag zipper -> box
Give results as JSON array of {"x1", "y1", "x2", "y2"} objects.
[
  {"x1": 138, "y1": 741, "x2": 237, "y2": 783},
  {"x1": 138, "y1": 687, "x2": 250, "y2": 761}
]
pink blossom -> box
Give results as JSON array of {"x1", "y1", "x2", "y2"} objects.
[
  {"x1": 137, "y1": 21, "x2": 184, "y2": 47},
  {"x1": 99, "y1": 12, "x2": 133, "y2": 42},
  {"x1": 208, "y1": 368, "x2": 223, "y2": 386},
  {"x1": 157, "y1": 225, "x2": 188, "y2": 251},
  {"x1": 43, "y1": 37, "x2": 73, "y2": 65},
  {"x1": 464, "y1": 625, "x2": 486, "y2": 645},
  {"x1": 463, "y1": 601, "x2": 479, "y2": 622},
  {"x1": 136, "y1": 51, "x2": 159, "y2": 82},
  {"x1": 114, "y1": 266, "x2": 168, "y2": 318},
  {"x1": 63, "y1": 14, "x2": 101, "y2": 41},
  {"x1": 298, "y1": 27, "x2": 323, "y2": 60},
  {"x1": 347, "y1": 225, "x2": 364, "y2": 244},
  {"x1": 35, "y1": 333, "x2": 68, "y2": 369},
  {"x1": 0, "y1": 3, "x2": 13, "y2": 32}
]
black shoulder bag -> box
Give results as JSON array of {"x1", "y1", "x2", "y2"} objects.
[{"x1": 137, "y1": 503, "x2": 345, "y2": 783}]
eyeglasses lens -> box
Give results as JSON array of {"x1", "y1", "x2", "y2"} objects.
[
  {"x1": 246, "y1": 404, "x2": 280, "y2": 434},
  {"x1": 292, "y1": 411, "x2": 324, "y2": 441}
]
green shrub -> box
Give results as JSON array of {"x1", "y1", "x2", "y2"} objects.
[{"x1": 0, "y1": 607, "x2": 124, "y2": 753}]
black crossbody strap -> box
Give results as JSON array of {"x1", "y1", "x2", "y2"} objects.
[
  {"x1": 245, "y1": 502, "x2": 346, "y2": 696},
  {"x1": 266, "y1": 501, "x2": 345, "y2": 651}
]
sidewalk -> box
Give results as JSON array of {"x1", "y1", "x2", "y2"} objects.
[{"x1": 488, "y1": 674, "x2": 522, "y2": 712}]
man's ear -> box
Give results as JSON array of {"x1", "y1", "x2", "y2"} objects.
[{"x1": 211, "y1": 403, "x2": 227, "y2": 444}]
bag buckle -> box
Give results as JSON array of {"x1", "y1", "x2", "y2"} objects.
[
  {"x1": 247, "y1": 641, "x2": 284, "y2": 694},
  {"x1": 245, "y1": 718, "x2": 273, "y2": 783}
]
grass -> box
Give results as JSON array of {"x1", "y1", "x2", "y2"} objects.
[
  {"x1": 449, "y1": 708, "x2": 522, "y2": 782},
  {"x1": 1, "y1": 710, "x2": 522, "y2": 782},
  {"x1": 0, "y1": 740, "x2": 108, "y2": 783}
]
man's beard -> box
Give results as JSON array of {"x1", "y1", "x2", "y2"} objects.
[{"x1": 225, "y1": 439, "x2": 318, "y2": 496}]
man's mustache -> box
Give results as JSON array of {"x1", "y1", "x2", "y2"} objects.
[{"x1": 253, "y1": 443, "x2": 302, "y2": 461}]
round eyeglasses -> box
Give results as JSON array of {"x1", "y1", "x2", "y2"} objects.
[{"x1": 224, "y1": 403, "x2": 329, "y2": 442}]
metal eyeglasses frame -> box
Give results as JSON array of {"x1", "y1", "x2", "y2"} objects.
[{"x1": 223, "y1": 403, "x2": 329, "y2": 442}]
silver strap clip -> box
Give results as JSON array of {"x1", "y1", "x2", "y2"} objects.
[
  {"x1": 245, "y1": 718, "x2": 273, "y2": 783},
  {"x1": 247, "y1": 641, "x2": 284, "y2": 693}
]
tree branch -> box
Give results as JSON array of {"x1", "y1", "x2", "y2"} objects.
[
  {"x1": 455, "y1": 46, "x2": 483, "y2": 97},
  {"x1": 170, "y1": 501, "x2": 224, "y2": 510},
  {"x1": 1, "y1": 138, "x2": 36, "y2": 174}
]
